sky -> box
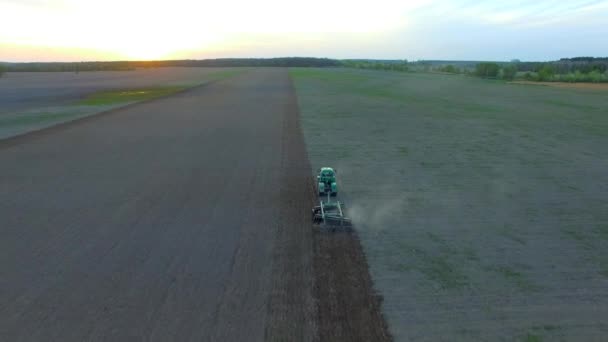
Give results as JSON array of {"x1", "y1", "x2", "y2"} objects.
[{"x1": 0, "y1": 0, "x2": 607, "y2": 62}]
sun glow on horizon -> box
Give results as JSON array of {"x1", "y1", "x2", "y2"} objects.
[
  {"x1": 0, "y1": 0, "x2": 422, "y2": 61},
  {"x1": 1, "y1": 0, "x2": 607, "y2": 62}
]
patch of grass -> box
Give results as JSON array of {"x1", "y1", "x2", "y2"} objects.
[
  {"x1": 563, "y1": 226, "x2": 608, "y2": 277},
  {"x1": 291, "y1": 68, "x2": 418, "y2": 103},
  {"x1": 541, "y1": 325, "x2": 559, "y2": 331},
  {"x1": 371, "y1": 128, "x2": 386, "y2": 135},
  {"x1": 426, "y1": 232, "x2": 443, "y2": 243},
  {"x1": 320, "y1": 110, "x2": 354, "y2": 119},
  {"x1": 462, "y1": 247, "x2": 480, "y2": 261},
  {"x1": 597, "y1": 258, "x2": 608, "y2": 277},
  {"x1": 397, "y1": 146, "x2": 409, "y2": 155},
  {"x1": 354, "y1": 86, "x2": 403, "y2": 101},
  {"x1": 0, "y1": 111, "x2": 81, "y2": 127},
  {"x1": 396, "y1": 240, "x2": 470, "y2": 289},
  {"x1": 487, "y1": 265, "x2": 541, "y2": 292},
  {"x1": 333, "y1": 149, "x2": 352, "y2": 159},
  {"x1": 207, "y1": 69, "x2": 246, "y2": 81},
  {"x1": 78, "y1": 86, "x2": 187, "y2": 106},
  {"x1": 524, "y1": 333, "x2": 543, "y2": 342},
  {"x1": 498, "y1": 266, "x2": 521, "y2": 278},
  {"x1": 595, "y1": 224, "x2": 608, "y2": 240},
  {"x1": 460, "y1": 102, "x2": 501, "y2": 113},
  {"x1": 499, "y1": 224, "x2": 527, "y2": 245},
  {"x1": 545, "y1": 99, "x2": 599, "y2": 111},
  {"x1": 396, "y1": 232, "x2": 481, "y2": 290},
  {"x1": 421, "y1": 254, "x2": 469, "y2": 289},
  {"x1": 563, "y1": 229, "x2": 593, "y2": 250},
  {"x1": 456, "y1": 327, "x2": 480, "y2": 337},
  {"x1": 564, "y1": 229, "x2": 586, "y2": 242},
  {"x1": 290, "y1": 68, "x2": 367, "y2": 83}
]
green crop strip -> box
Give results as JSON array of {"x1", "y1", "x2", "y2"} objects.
[
  {"x1": 77, "y1": 69, "x2": 244, "y2": 106},
  {"x1": 77, "y1": 86, "x2": 188, "y2": 106},
  {"x1": 0, "y1": 112, "x2": 82, "y2": 127}
]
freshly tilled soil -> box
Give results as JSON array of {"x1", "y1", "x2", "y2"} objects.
[{"x1": 313, "y1": 230, "x2": 392, "y2": 342}]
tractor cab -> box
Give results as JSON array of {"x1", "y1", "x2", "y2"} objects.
[
  {"x1": 318, "y1": 167, "x2": 336, "y2": 182},
  {"x1": 317, "y1": 167, "x2": 338, "y2": 196}
]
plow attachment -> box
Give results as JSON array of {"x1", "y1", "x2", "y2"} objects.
[{"x1": 312, "y1": 199, "x2": 352, "y2": 231}]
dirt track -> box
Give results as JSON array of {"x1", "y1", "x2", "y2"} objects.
[{"x1": 0, "y1": 69, "x2": 389, "y2": 341}]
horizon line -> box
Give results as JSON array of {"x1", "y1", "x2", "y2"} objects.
[{"x1": 2, "y1": 56, "x2": 608, "y2": 65}]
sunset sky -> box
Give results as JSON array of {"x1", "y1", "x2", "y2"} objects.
[{"x1": 1, "y1": 0, "x2": 607, "y2": 62}]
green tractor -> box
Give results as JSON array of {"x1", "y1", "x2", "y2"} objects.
[
  {"x1": 312, "y1": 166, "x2": 352, "y2": 231},
  {"x1": 317, "y1": 167, "x2": 338, "y2": 196}
]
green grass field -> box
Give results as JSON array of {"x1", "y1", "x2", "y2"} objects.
[{"x1": 291, "y1": 68, "x2": 608, "y2": 341}]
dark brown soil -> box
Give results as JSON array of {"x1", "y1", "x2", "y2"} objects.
[
  {"x1": 313, "y1": 230, "x2": 392, "y2": 342},
  {"x1": 264, "y1": 73, "x2": 318, "y2": 342}
]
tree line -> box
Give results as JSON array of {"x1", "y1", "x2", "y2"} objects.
[
  {"x1": 2, "y1": 57, "x2": 340, "y2": 72},
  {"x1": 3, "y1": 56, "x2": 606, "y2": 83},
  {"x1": 436, "y1": 58, "x2": 608, "y2": 83},
  {"x1": 517, "y1": 57, "x2": 608, "y2": 74},
  {"x1": 340, "y1": 60, "x2": 409, "y2": 72}
]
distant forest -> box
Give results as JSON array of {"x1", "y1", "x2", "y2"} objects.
[
  {"x1": 1, "y1": 57, "x2": 607, "y2": 83},
  {"x1": 1, "y1": 57, "x2": 340, "y2": 72},
  {"x1": 406, "y1": 57, "x2": 608, "y2": 83},
  {"x1": 516, "y1": 57, "x2": 608, "y2": 73}
]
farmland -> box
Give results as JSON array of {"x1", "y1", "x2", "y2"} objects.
[
  {"x1": 1, "y1": 65, "x2": 607, "y2": 341},
  {"x1": 0, "y1": 68, "x2": 389, "y2": 342},
  {"x1": 1, "y1": 69, "x2": 308, "y2": 341},
  {"x1": 0, "y1": 67, "x2": 241, "y2": 139},
  {"x1": 292, "y1": 68, "x2": 608, "y2": 341}
]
